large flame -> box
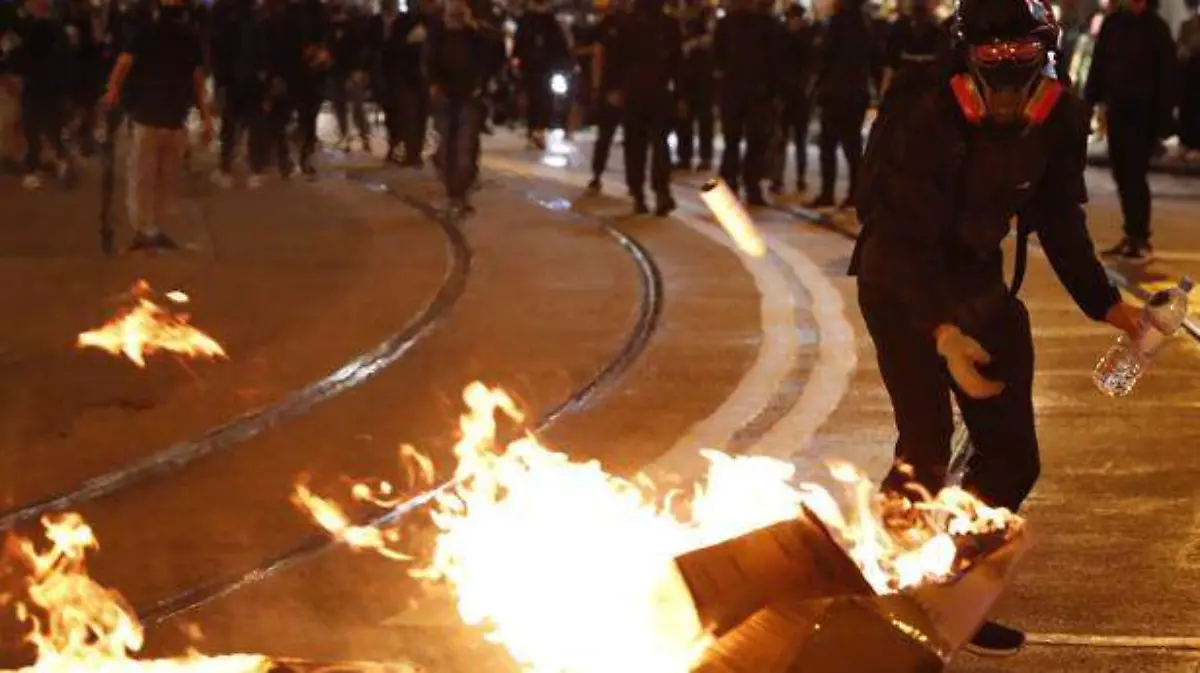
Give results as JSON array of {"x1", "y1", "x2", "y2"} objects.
[
  {"x1": 295, "y1": 383, "x2": 1020, "y2": 673},
  {"x1": 77, "y1": 281, "x2": 227, "y2": 368},
  {"x1": 4, "y1": 513, "x2": 270, "y2": 673}
]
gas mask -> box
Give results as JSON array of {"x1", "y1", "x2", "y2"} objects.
[{"x1": 953, "y1": 38, "x2": 1060, "y2": 126}]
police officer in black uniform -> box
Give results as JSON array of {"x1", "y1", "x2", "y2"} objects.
[
  {"x1": 851, "y1": 0, "x2": 1142, "y2": 655},
  {"x1": 771, "y1": 2, "x2": 816, "y2": 194},
  {"x1": 675, "y1": 0, "x2": 714, "y2": 172},
  {"x1": 585, "y1": 0, "x2": 626, "y2": 192},
  {"x1": 608, "y1": 0, "x2": 681, "y2": 216},
  {"x1": 1085, "y1": 0, "x2": 1175, "y2": 263},
  {"x1": 713, "y1": 0, "x2": 779, "y2": 205},
  {"x1": 807, "y1": 0, "x2": 876, "y2": 209}
]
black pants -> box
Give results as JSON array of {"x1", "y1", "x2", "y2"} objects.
[
  {"x1": 676, "y1": 85, "x2": 713, "y2": 167},
  {"x1": 329, "y1": 71, "x2": 369, "y2": 143},
  {"x1": 219, "y1": 80, "x2": 261, "y2": 173},
  {"x1": 860, "y1": 284, "x2": 1039, "y2": 512},
  {"x1": 433, "y1": 96, "x2": 482, "y2": 200},
  {"x1": 591, "y1": 98, "x2": 620, "y2": 180},
  {"x1": 718, "y1": 94, "x2": 771, "y2": 197},
  {"x1": 524, "y1": 70, "x2": 552, "y2": 134},
  {"x1": 395, "y1": 83, "x2": 428, "y2": 162},
  {"x1": 817, "y1": 94, "x2": 868, "y2": 199},
  {"x1": 778, "y1": 94, "x2": 811, "y2": 189},
  {"x1": 623, "y1": 101, "x2": 671, "y2": 201},
  {"x1": 1106, "y1": 99, "x2": 1154, "y2": 242},
  {"x1": 21, "y1": 93, "x2": 68, "y2": 174}
]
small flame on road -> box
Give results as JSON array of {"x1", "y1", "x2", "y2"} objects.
[
  {"x1": 4, "y1": 513, "x2": 270, "y2": 673},
  {"x1": 295, "y1": 383, "x2": 1020, "y2": 673},
  {"x1": 77, "y1": 281, "x2": 226, "y2": 368}
]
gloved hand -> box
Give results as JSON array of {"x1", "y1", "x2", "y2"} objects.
[{"x1": 934, "y1": 325, "x2": 1004, "y2": 399}]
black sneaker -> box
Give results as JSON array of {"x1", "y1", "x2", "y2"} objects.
[
  {"x1": 1121, "y1": 239, "x2": 1154, "y2": 264},
  {"x1": 1101, "y1": 237, "x2": 1132, "y2": 257},
  {"x1": 632, "y1": 197, "x2": 649, "y2": 215},
  {"x1": 965, "y1": 621, "x2": 1025, "y2": 658},
  {"x1": 586, "y1": 177, "x2": 601, "y2": 194}
]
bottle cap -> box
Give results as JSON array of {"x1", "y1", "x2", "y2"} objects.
[{"x1": 1180, "y1": 276, "x2": 1195, "y2": 293}]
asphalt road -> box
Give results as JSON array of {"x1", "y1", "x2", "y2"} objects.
[{"x1": 0, "y1": 127, "x2": 1196, "y2": 673}]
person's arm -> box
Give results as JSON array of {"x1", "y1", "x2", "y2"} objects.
[
  {"x1": 1021, "y1": 98, "x2": 1126, "y2": 327},
  {"x1": 103, "y1": 32, "x2": 136, "y2": 106}
]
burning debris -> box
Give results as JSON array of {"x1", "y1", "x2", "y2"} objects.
[
  {"x1": 3, "y1": 513, "x2": 269, "y2": 673},
  {"x1": 77, "y1": 280, "x2": 227, "y2": 368},
  {"x1": 295, "y1": 382, "x2": 1027, "y2": 673}
]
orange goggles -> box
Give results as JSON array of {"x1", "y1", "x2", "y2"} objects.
[{"x1": 969, "y1": 39, "x2": 1045, "y2": 66}]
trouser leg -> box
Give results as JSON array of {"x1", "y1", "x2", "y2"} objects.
[
  {"x1": 623, "y1": 110, "x2": 648, "y2": 200},
  {"x1": 718, "y1": 97, "x2": 744, "y2": 192},
  {"x1": 591, "y1": 101, "x2": 618, "y2": 179}
]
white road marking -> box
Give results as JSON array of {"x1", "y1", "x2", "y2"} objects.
[{"x1": 1026, "y1": 633, "x2": 1200, "y2": 651}]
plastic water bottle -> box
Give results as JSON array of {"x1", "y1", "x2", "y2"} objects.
[{"x1": 1094, "y1": 277, "x2": 1194, "y2": 397}]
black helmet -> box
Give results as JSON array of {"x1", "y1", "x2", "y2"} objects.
[{"x1": 953, "y1": 0, "x2": 1060, "y2": 49}]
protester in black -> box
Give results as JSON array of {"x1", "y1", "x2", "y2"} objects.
[
  {"x1": 374, "y1": 0, "x2": 435, "y2": 166},
  {"x1": 675, "y1": 2, "x2": 714, "y2": 172},
  {"x1": 209, "y1": 0, "x2": 258, "y2": 187},
  {"x1": 770, "y1": 3, "x2": 816, "y2": 194},
  {"x1": 713, "y1": 0, "x2": 779, "y2": 205},
  {"x1": 11, "y1": 0, "x2": 73, "y2": 190},
  {"x1": 104, "y1": 0, "x2": 211, "y2": 250},
  {"x1": 513, "y1": 0, "x2": 570, "y2": 149},
  {"x1": 851, "y1": 0, "x2": 1141, "y2": 654},
  {"x1": 64, "y1": 0, "x2": 101, "y2": 156},
  {"x1": 424, "y1": 0, "x2": 495, "y2": 213},
  {"x1": 608, "y1": 0, "x2": 681, "y2": 216},
  {"x1": 584, "y1": 0, "x2": 625, "y2": 192},
  {"x1": 328, "y1": 0, "x2": 370, "y2": 151},
  {"x1": 808, "y1": 0, "x2": 877, "y2": 209},
  {"x1": 1085, "y1": 0, "x2": 1175, "y2": 262}
]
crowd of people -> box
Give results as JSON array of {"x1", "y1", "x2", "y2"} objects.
[{"x1": 0, "y1": 0, "x2": 1195, "y2": 249}]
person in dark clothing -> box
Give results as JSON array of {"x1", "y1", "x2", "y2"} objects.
[
  {"x1": 372, "y1": 0, "x2": 434, "y2": 166},
  {"x1": 808, "y1": 0, "x2": 877, "y2": 209},
  {"x1": 674, "y1": 1, "x2": 714, "y2": 171},
  {"x1": 608, "y1": 0, "x2": 681, "y2": 215},
  {"x1": 287, "y1": 0, "x2": 329, "y2": 178},
  {"x1": 327, "y1": 0, "x2": 370, "y2": 151},
  {"x1": 713, "y1": 0, "x2": 779, "y2": 205},
  {"x1": 512, "y1": 0, "x2": 570, "y2": 149},
  {"x1": 770, "y1": 3, "x2": 816, "y2": 194},
  {"x1": 1178, "y1": 0, "x2": 1200, "y2": 155},
  {"x1": 424, "y1": 0, "x2": 494, "y2": 213},
  {"x1": 850, "y1": 0, "x2": 1141, "y2": 655},
  {"x1": 104, "y1": 0, "x2": 212, "y2": 250},
  {"x1": 1, "y1": 0, "x2": 26, "y2": 170},
  {"x1": 11, "y1": 0, "x2": 74, "y2": 189},
  {"x1": 585, "y1": 0, "x2": 625, "y2": 192},
  {"x1": 882, "y1": 0, "x2": 950, "y2": 94},
  {"x1": 1085, "y1": 0, "x2": 1176, "y2": 262},
  {"x1": 209, "y1": 0, "x2": 259, "y2": 187},
  {"x1": 63, "y1": 0, "x2": 102, "y2": 156}
]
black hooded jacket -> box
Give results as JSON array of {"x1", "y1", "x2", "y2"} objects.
[{"x1": 852, "y1": 75, "x2": 1119, "y2": 337}]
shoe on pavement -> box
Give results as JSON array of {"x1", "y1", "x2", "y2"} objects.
[
  {"x1": 1120, "y1": 239, "x2": 1154, "y2": 264},
  {"x1": 586, "y1": 177, "x2": 601, "y2": 194},
  {"x1": 21, "y1": 173, "x2": 42, "y2": 190},
  {"x1": 301, "y1": 162, "x2": 317, "y2": 181},
  {"x1": 1101, "y1": 237, "x2": 1132, "y2": 257},
  {"x1": 655, "y1": 194, "x2": 676, "y2": 217},
  {"x1": 632, "y1": 196, "x2": 649, "y2": 215},
  {"x1": 965, "y1": 621, "x2": 1025, "y2": 657},
  {"x1": 746, "y1": 192, "x2": 769, "y2": 207},
  {"x1": 768, "y1": 181, "x2": 783, "y2": 196},
  {"x1": 210, "y1": 170, "x2": 234, "y2": 189}
]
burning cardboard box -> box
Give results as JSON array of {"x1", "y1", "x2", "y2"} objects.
[{"x1": 677, "y1": 509, "x2": 1031, "y2": 673}]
